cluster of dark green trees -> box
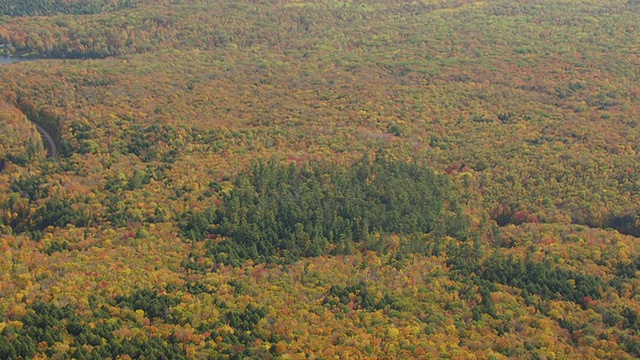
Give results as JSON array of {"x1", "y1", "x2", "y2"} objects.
[
  {"x1": 120, "y1": 123, "x2": 182, "y2": 163},
  {"x1": 605, "y1": 211, "x2": 640, "y2": 237},
  {"x1": 0, "y1": 301, "x2": 186, "y2": 360},
  {"x1": 322, "y1": 281, "x2": 401, "y2": 313},
  {"x1": 0, "y1": 288, "x2": 285, "y2": 359},
  {"x1": 0, "y1": 294, "x2": 187, "y2": 360},
  {"x1": 181, "y1": 156, "x2": 469, "y2": 265},
  {"x1": 616, "y1": 256, "x2": 640, "y2": 279},
  {"x1": 0, "y1": 302, "x2": 73, "y2": 359},
  {"x1": 115, "y1": 289, "x2": 181, "y2": 321},
  {"x1": 441, "y1": 245, "x2": 637, "y2": 356},
  {"x1": 219, "y1": 305, "x2": 269, "y2": 347},
  {"x1": 441, "y1": 244, "x2": 640, "y2": 356},
  {"x1": 448, "y1": 248, "x2": 603, "y2": 309},
  {"x1": 480, "y1": 254, "x2": 603, "y2": 306},
  {"x1": 4, "y1": 194, "x2": 92, "y2": 239}
]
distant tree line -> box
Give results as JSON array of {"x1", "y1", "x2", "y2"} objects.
[{"x1": 0, "y1": 0, "x2": 137, "y2": 17}]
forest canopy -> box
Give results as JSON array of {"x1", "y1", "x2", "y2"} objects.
[
  {"x1": 0, "y1": 0, "x2": 640, "y2": 358},
  {"x1": 181, "y1": 156, "x2": 469, "y2": 264}
]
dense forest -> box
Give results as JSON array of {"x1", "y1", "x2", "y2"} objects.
[{"x1": 1, "y1": 0, "x2": 639, "y2": 358}]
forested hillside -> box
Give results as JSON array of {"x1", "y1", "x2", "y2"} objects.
[{"x1": 1, "y1": 0, "x2": 639, "y2": 358}]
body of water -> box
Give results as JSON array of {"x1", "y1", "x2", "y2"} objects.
[{"x1": 0, "y1": 56, "x2": 34, "y2": 64}]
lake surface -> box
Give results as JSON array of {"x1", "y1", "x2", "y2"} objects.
[{"x1": 0, "y1": 56, "x2": 35, "y2": 64}]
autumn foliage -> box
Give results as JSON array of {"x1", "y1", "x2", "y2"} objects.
[{"x1": 1, "y1": 0, "x2": 640, "y2": 358}]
